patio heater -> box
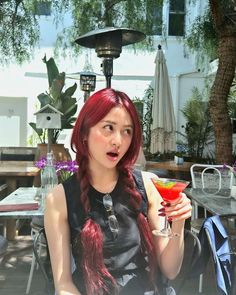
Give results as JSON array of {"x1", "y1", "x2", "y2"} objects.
[{"x1": 75, "y1": 27, "x2": 146, "y2": 88}]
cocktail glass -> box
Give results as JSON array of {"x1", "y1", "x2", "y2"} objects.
[{"x1": 151, "y1": 178, "x2": 189, "y2": 238}]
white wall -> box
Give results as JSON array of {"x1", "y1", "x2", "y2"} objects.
[
  {"x1": 171, "y1": 72, "x2": 206, "y2": 136},
  {"x1": 0, "y1": 96, "x2": 28, "y2": 146}
]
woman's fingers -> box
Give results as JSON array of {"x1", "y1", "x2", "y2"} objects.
[{"x1": 164, "y1": 193, "x2": 192, "y2": 221}]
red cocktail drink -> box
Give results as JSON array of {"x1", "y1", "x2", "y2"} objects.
[
  {"x1": 152, "y1": 179, "x2": 189, "y2": 202},
  {"x1": 151, "y1": 178, "x2": 189, "y2": 237}
]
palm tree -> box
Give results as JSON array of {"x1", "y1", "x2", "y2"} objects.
[
  {"x1": 208, "y1": 0, "x2": 236, "y2": 164},
  {"x1": 186, "y1": 0, "x2": 236, "y2": 163}
]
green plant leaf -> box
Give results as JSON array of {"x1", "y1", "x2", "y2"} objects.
[
  {"x1": 28, "y1": 123, "x2": 45, "y2": 143},
  {"x1": 63, "y1": 83, "x2": 77, "y2": 97},
  {"x1": 43, "y1": 56, "x2": 60, "y2": 87},
  {"x1": 50, "y1": 72, "x2": 65, "y2": 101},
  {"x1": 62, "y1": 99, "x2": 77, "y2": 117},
  {"x1": 37, "y1": 93, "x2": 51, "y2": 107},
  {"x1": 29, "y1": 56, "x2": 78, "y2": 144}
]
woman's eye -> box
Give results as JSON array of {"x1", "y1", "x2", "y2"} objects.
[
  {"x1": 124, "y1": 128, "x2": 133, "y2": 135},
  {"x1": 103, "y1": 125, "x2": 113, "y2": 131}
]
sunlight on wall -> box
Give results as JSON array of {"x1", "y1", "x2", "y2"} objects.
[
  {"x1": 0, "y1": 116, "x2": 20, "y2": 146},
  {"x1": 0, "y1": 96, "x2": 27, "y2": 146}
]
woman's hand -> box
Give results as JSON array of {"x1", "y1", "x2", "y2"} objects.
[{"x1": 160, "y1": 192, "x2": 192, "y2": 223}]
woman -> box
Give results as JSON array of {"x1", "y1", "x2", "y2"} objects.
[{"x1": 45, "y1": 88, "x2": 192, "y2": 295}]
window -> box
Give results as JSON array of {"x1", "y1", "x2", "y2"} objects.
[
  {"x1": 34, "y1": 1, "x2": 51, "y2": 16},
  {"x1": 168, "y1": 0, "x2": 185, "y2": 36}
]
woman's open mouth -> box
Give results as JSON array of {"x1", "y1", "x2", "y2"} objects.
[{"x1": 106, "y1": 152, "x2": 119, "y2": 161}]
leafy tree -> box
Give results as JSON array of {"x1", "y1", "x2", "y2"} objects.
[
  {"x1": 185, "y1": 8, "x2": 218, "y2": 67},
  {"x1": 0, "y1": 0, "x2": 40, "y2": 65},
  {"x1": 54, "y1": 0, "x2": 163, "y2": 57},
  {"x1": 0, "y1": 0, "x2": 164, "y2": 63}
]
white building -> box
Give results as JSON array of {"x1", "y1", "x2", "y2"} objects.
[{"x1": 0, "y1": 0, "x2": 209, "y2": 151}]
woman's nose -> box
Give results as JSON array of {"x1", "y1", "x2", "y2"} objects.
[{"x1": 111, "y1": 132, "x2": 121, "y2": 147}]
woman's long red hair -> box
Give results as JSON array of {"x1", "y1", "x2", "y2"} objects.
[{"x1": 71, "y1": 88, "x2": 157, "y2": 294}]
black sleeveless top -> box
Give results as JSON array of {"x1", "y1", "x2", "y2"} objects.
[
  {"x1": 63, "y1": 170, "x2": 147, "y2": 270},
  {"x1": 62, "y1": 170, "x2": 161, "y2": 294}
]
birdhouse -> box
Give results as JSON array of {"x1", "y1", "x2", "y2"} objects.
[{"x1": 34, "y1": 104, "x2": 63, "y2": 129}]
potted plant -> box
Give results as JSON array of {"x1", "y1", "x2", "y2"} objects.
[
  {"x1": 174, "y1": 141, "x2": 187, "y2": 165},
  {"x1": 29, "y1": 56, "x2": 78, "y2": 160}
]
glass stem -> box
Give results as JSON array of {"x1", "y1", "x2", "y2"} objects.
[{"x1": 164, "y1": 217, "x2": 169, "y2": 230}]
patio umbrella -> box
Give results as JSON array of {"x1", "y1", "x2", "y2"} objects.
[{"x1": 150, "y1": 45, "x2": 176, "y2": 154}]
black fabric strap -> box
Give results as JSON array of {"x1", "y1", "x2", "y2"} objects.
[{"x1": 132, "y1": 169, "x2": 148, "y2": 215}]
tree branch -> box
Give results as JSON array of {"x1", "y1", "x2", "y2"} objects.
[{"x1": 11, "y1": 0, "x2": 24, "y2": 42}]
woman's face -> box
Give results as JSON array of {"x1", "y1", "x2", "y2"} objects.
[{"x1": 87, "y1": 106, "x2": 133, "y2": 171}]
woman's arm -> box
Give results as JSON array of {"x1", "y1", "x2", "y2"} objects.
[
  {"x1": 44, "y1": 184, "x2": 81, "y2": 295},
  {"x1": 142, "y1": 171, "x2": 192, "y2": 280}
]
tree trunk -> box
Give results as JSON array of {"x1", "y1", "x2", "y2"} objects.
[
  {"x1": 208, "y1": 0, "x2": 236, "y2": 164},
  {"x1": 209, "y1": 35, "x2": 236, "y2": 164}
]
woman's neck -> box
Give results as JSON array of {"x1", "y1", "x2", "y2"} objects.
[{"x1": 89, "y1": 167, "x2": 119, "y2": 194}]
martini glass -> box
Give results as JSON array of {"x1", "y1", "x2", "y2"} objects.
[{"x1": 151, "y1": 178, "x2": 189, "y2": 238}]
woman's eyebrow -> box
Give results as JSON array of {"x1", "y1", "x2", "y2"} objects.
[
  {"x1": 101, "y1": 120, "x2": 116, "y2": 124},
  {"x1": 101, "y1": 120, "x2": 133, "y2": 128}
]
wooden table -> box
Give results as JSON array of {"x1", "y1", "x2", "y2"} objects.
[
  {"x1": 0, "y1": 187, "x2": 43, "y2": 240},
  {"x1": 0, "y1": 187, "x2": 43, "y2": 218},
  {"x1": 0, "y1": 161, "x2": 40, "y2": 193},
  {"x1": 0, "y1": 161, "x2": 40, "y2": 240},
  {"x1": 146, "y1": 160, "x2": 194, "y2": 179}
]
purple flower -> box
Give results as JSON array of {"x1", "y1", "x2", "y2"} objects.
[
  {"x1": 35, "y1": 157, "x2": 47, "y2": 169},
  {"x1": 55, "y1": 160, "x2": 78, "y2": 181},
  {"x1": 35, "y1": 158, "x2": 78, "y2": 182}
]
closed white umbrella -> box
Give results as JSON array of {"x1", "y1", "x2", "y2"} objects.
[{"x1": 150, "y1": 45, "x2": 176, "y2": 154}]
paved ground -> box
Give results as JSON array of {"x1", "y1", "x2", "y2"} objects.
[
  {"x1": 0, "y1": 234, "x2": 219, "y2": 295},
  {"x1": 0, "y1": 235, "x2": 48, "y2": 295}
]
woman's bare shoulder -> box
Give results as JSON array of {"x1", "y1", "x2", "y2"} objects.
[{"x1": 45, "y1": 183, "x2": 67, "y2": 216}]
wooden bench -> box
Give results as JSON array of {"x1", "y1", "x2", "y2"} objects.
[{"x1": 0, "y1": 147, "x2": 37, "y2": 161}]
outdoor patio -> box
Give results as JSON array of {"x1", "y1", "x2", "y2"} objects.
[
  {"x1": 0, "y1": 231, "x2": 219, "y2": 295},
  {"x1": 0, "y1": 235, "x2": 46, "y2": 295}
]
